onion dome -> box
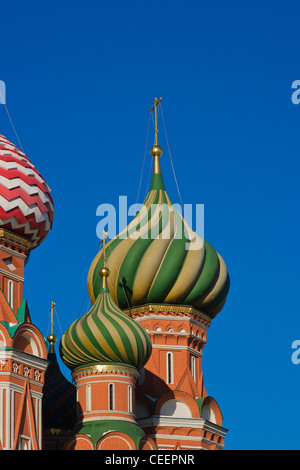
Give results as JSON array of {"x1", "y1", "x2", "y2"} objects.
[
  {"x1": 59, "y1": 265, "x2": 152, "y2": 371},
  {"x1": 0, "y1": 134, "x2": 54, "y2": 248},
  {"x1": 87, "y1": 141, "x2": 230, "y2": 320}
]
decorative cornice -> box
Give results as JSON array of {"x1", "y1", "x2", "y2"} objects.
[
  {"x1": 123, "y1": 304, "x2": 211, "y2": 325},
  {"x1": 0, "y1": 229, "x2": 32, "y2": 253},
  {"x1": 150, "y1": 344, "x2": 204, "y2": 357},
  {"x1": 0, "y1": 349, "x2": 48, "y2": 371},
  {"x1": 137, "y1": 416, "x2": 228, "y2": 437},
  {"x1": 134, "y1": 314, "x2": 209, "y2": 331},
  {"x1": 0, "y1": 268, "x2": 24, "y2": 282},
  {"x1": 72, "y1": 363, "x2": 140, "y2": 381}
]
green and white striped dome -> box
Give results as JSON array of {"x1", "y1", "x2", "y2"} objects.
[
  {"x1": 59, "y1": 272, "x2": 152, "y2": 371},
  {"x1": 87, "y1": 148, "x2": 230, "y2": 319}
]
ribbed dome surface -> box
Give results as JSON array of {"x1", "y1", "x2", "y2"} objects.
[
  {"x1": 87, "y1": 167, "x2": 230, "y2": 319},
  {"x1": 0, "y1": 134, "x2": 54, "y2": 247},
  {"x1": 59, "y1": 283, "x2": 152, "y2": 371}
]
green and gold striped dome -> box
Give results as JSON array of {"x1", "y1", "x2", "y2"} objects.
[
  {"x1": 59, "y1": 269, "x2": 152, "y2": 371},
  {"x1": 87, "y1": 145, "x2": 230, "y2": 319}
]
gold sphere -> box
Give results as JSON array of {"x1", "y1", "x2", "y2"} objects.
[
  {"x1": 100, "y1": 266, "x2": 110, "y2": 277},
  {"x1": 150, "y1": 144, "x2": 163, "y2": 158},
  {"x1": 47, "y1": 333, "x2": 57, "y2": 344}
]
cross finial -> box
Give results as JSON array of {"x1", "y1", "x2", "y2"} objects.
[
  {"x1": 149, "y1": 97, "x2": 162, "y2": 145},
  {"x1": 101, "y1": 230, "x2": 108, "y2": 267},
  {"x1": 100, "y1": 230, "x2": 110, "y2": 288}
]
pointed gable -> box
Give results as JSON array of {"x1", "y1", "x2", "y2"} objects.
[{"x1": 13, "y1": 380, "x2": 39, "y2": 450}]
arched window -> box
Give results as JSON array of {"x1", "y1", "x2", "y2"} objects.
[
  {"x1": 191, "y1": 356, "x2": 197, "y2": 383},
  {"x1": 86, "y1": 384, "x2": 91, "y2": 412},
  {"x1": 166, "y1": 352, "x2": 173, "y2": 384},
  {"x1": 128, "y1": 385, "x2": 133, "y2": 413},
  {"x1": 108, "y1": 383, "x2": 114, "y2": 411},
  {"x1": 8, "y1": 280, "x2": 14, "y2": 310},
  {"x1": 202, "y1": 405, "x2": 217, "y2": 424}
]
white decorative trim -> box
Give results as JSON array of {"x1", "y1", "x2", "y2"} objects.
[
  {"x1": 150, "y1": 344, "x2": 203, "y2": 358},
  {"x1": 14, "y1": 327, "x2": 46, "y2": 360},
  {"x1": 17, "y1": 435, "x2": 32, "y2": 450},
  {"x1": 0, "y1": 349, "x2": 48, "y2": 372},
  {"x1": 153, "y1": 434, "x2": 224, "y2": 450},
  {"x1": 79, "y1": 415, "x2": 136, "y2": 424},
  {"x1": 0, "y1": 268, "x2": 24, "y2": 282},
  {"x1": 149, "y1": 433, "x2": 215, "y2": 442},
  {"x1": 0, "y1": 374, "x2": 44, "y2": 390},
  {"x1": 128, "y1": 385, "x2": 133, "y2": 414},
  {"x1": 10, "y1": 389, "x2": 13, "y2": 448},
  {"x1": 86, "y1": 384, "x2": 91, "y2": 412},
  {"x1": 76, "y1": 377, "x2": 134, "y2": 386},
  {"x1": 147, "y1": 330, "x2": 206, "y2": 344},
  {"x1": 72, "y1": 364, "x2": 139, "y2": 381},
  {"x1": 137, "y1": 416, "x2": 228, "y2": 437},
  {"x1": 0, "y1": 245, "x2": 27, "y2": 259},
  {"x1": 2, "y1": 382, "x2": 43, "y2": 399},
  {"x1": 191, "y1": 356, "x2": 197, "y2": 383},
  {"x1": 36, "y1": 397, "x2": 42, "y2": 449}
]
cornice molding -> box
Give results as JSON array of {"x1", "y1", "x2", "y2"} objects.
[
  {"x1": 137, "y1": 416, "x2": 228, "y2": 437},
  {"x1": 72, "y1": 363, "x2": 139, "y2": 381},
  {"x1": 0, "y1": 229, "x2": 32, "y2": 253},
  {"x1": 124, "y1": 304, "x2": 211, "y2": 325}
]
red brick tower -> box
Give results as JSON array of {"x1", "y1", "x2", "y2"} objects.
[
  {"x1": 59, "y1": 257, "x2": 155, "y2": 450},
  {"x1": 0, "y1": 134, "x2": 54, "y2": 449},
  {"x1": 86, "y1": 99, "x2": 230, "y2": 450}
]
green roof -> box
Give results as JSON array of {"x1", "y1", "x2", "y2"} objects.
[{"x1": 70, "y1": 419, "x2": 145, "y2": 449}]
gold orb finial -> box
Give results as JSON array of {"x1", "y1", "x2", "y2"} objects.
[
  {"x1": 47, "y1": 333, "x2": 57, "y2": 344},
  {"x1": 99, "y1": 265, "x2": 110, "y2": 289},
  {"x1": 150, "y1": 144, "x2": 163, "y2": 158},
  {"x1": 99, "y1": 266, "x2": 110, "y2": 278}
]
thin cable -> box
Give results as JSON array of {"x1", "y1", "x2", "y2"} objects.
[
  {"x1": 160, "y1": 103, "x2": 184, "y2": 210},
  {"x1": 107, "y1": 241, "x2": 132, "y2": 316},
  {"x1": 77, "y1": 289, "x2": 88, "y2": 317},
  {"x1": 143, "y1": 155, "x2": 153, "y2": 200},
  {"x1": 150, "y1": 111, "x2": 156, "y2": 145},
  {"x1": 0, "y1": 90, "x2": 25, "y2": 153},
  {"x1": 83, "y1": 239, "x2": 102, "y2": 315},
  {"x1": 54, "y1": 306, "x2": 64, "y2": 336},
  {"x1": 135, "y1": 112, "x2": 151, "y2": 207},
  {"x1": 45, "y1": 310, "x2": 51, "y2": 336}
]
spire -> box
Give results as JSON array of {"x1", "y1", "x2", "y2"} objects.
[
  {"x1": 149, "y1": 97, "x2": 165, "y2": 190},
  {"x1": 149, "y1": 97, "x2": 162, "y2": 146},
  {"x1": 149, "y1": 97, "x2": 163, "y2": 174},
  {"x1": 99, "y1": 231, "x2": 110, "y2": 290},
  {"x1": 43, "y1": 300, "x2": 77, "y2": 433},
  {"x1": 47, "y1": 301, "x2": 56, "y2": 354}
]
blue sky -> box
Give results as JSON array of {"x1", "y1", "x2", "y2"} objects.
[{"x1": 1, "y1": 0, "x2": 300, "y2": 450}]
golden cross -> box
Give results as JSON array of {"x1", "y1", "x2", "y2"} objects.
[
  {"x1": 101, "y1": 230, "x2": 108, "y2": 266},
  {"x1": 149, "y1": 97, "x2": 162, "y2": 145}
]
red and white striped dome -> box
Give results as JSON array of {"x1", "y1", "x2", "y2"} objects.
[{"x1": 0, "y1": 134, "x2": 54, "y2": 248}]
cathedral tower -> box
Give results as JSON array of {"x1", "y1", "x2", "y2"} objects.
[
  {"x1": 0, "y1": 133, "x2": 55, "y2": 450},
  {"x1": 86, "y1": 99, "x2": 230, "y2": 449},
  {"x1": 59, "y1": 252, "x2": 154, "y2": 450}
]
